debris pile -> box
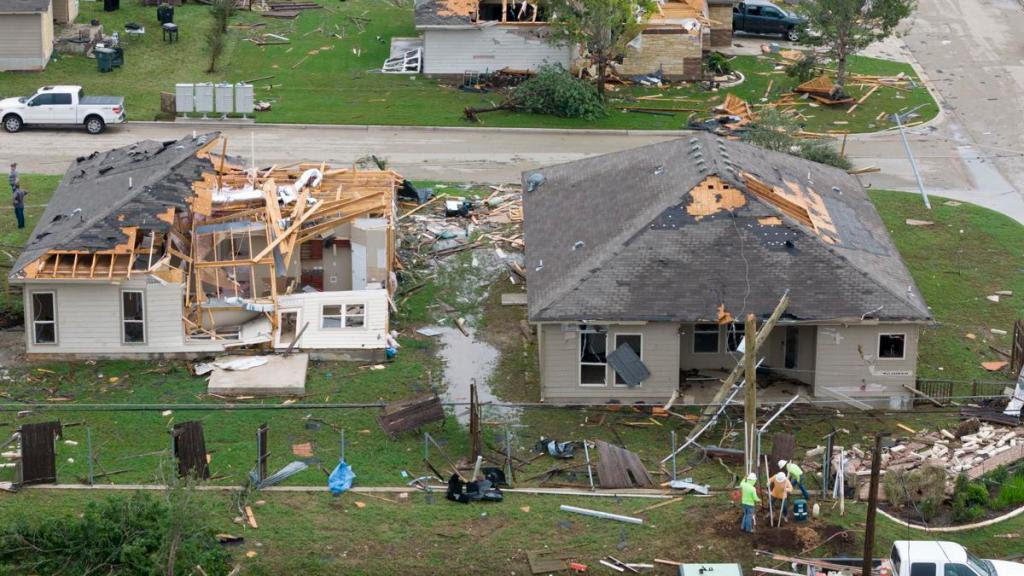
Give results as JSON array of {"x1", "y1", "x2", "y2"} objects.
[{"x1": 804, "y1": 421, "x2": 1024, "y2": 499}]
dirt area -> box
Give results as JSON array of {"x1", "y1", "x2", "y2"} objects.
[{"x1": 712, "y1": 507, "x2": 857, "y2": 554}]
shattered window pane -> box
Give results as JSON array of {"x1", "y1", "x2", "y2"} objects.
[
  {"x1": 122, "y1": 291, "x2": 145, "y2": 343},
  {"x1": 579, "y1": 328, "x2": 608, "y2": 386},
  {"x1": 694, "y1": 323, "x2": 720, "y2": 354},
  {"x1": 345, "y1": 304, "x2": 365, "y2": 328},
  {"x1": 31, "y1": 293, "x2": 56, "y2": 344},
  {"x1": 33, "y1": 293, "x2": 54, "y2": 322},
  {"x1": 879, "y1": 334, "x2": 905, "y2": 359}
]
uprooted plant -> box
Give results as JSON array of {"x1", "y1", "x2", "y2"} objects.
[
  {"x1": 743, "y1": 108, "x2": 852, "y2": 170},
  {"x1": 464, "y1": 65, "x2": 606, "y2": 122}
]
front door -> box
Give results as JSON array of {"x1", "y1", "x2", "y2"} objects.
[{"x1": 276, "y1": 309, "x2": 301, "y2": 348}]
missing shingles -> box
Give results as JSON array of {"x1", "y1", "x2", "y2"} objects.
[{"x1": 686, "y1": 175, "x2": 746, "y2": 220}]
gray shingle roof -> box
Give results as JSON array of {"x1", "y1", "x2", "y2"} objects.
[
  {"x1": 0, "y1": 0, "x2": 50, "y2": 12},
  {"x1": 523, "y1": 133, "x2": 930, "y2": 323},
  {"x1": 414, "y1": 0, "x2": 474, "y2": 26},
  {"x1": 11, "y1": 133, "x2": 218, "y2": 278}
]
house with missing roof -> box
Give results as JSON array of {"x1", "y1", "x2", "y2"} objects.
[
  {"x1": 413, "y1": 0, "x2": 735, "y2": 80},
  {"x1": 523, "y1": 134, "x2": 931, "y2": 409},
  {"x1": 10, "y1": 133, "x2": 399, "y2": 359}
]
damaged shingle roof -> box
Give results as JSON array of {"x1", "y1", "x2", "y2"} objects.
[
  {"x1": 414, "y1": 0, "x2": 475, "y2": 26},
  {"x1": 523, "y1": 133, "x2": 930, "y2": 323},
  {"x1": 11, "y1": 133, "x2": 218, "y2": 278}
]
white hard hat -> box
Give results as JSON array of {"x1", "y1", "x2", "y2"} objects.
[
  {"x1": 775, "y1": 472, "x2": 787, "y2": 482},
  {"x1": 747, "y1": 473, "x2": 757, "y2": 482},
  {"x1": 778, "y1": 460, "x2": 788, "y2": 469}
]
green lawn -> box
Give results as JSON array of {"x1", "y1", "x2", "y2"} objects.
[
  {"x1": 0, "y1": 0, "x2": 935, "y2": 132},
  {"x1": 0, "y1": 174, "x2": 60, "y2": 315}
]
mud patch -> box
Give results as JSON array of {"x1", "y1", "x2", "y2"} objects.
[{"x1": 434, "y1": 325, "x2": 518, "y2": 425}]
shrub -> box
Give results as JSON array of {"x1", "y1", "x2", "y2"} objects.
[
  {"x1": 0, "y1": 490, "x2": 230, "y2": 575},
  {"x1": 744, "y1": 109, "x2": 851, "y2": 170},
  {"x1": 995, "y1": 475, "x2": 1024, "y2": 509},
  {"x1": 703, "y1": 52, "x2": 732, "y2": 76},
  {"x1": 513, "y1": 65, "x2": 606, "y2": 119},
  {"x1": 989, "y1": 465, "x2": 1009, "y2": 484},
  {"x1": 785, "y1": 51, "x2": 820, "y2": 83},
  {"x1": 798, "y1": 140, "x2": 852, "y2": 170}
]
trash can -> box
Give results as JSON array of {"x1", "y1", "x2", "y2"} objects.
[
  {"x1": 96, "y1": 48, "x2": 114, "y2": 73},
  {"x1": 157, "y1": 4, "x2": 173, "y2": 24},
  {"x1": 103, "y1": 0, "x2": 119, "y2": 10},
  {"x1": 111, "y1": 46, "x2": 124, "y2": 68},
  {"x1": 791, "y1": 498, "x2": 809, "y2": 523}
]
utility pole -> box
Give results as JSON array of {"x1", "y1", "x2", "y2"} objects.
[
  {"x1": 863, "y1": 433, "x2": 884, "y2": 576},
  {"x1": 744, "y1": 313, "x2": 757, "y2": 476}
]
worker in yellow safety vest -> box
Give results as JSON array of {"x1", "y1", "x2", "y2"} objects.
[
  {"x1": 739, "y1": 472, "x2": 760, "y2": 533},
  {"x1": 779, "y1": 459, "x2": 809, "y2": 501}
]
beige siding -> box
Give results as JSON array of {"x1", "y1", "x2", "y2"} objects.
[
  {"x1": 23, "y1": 280, "x2": 222, "y2": 355},
  {"x1": 422, "y1": 26, "x2": 571, "y2": 75},
  {"x1": 276, "y1": 289, "x2": 389, "y2": 350},
  {"x1": 53, "y1": 0, "x2": 78, "y2": 24},
  {"x1": 678, "y1": 323, "x2": 815, "y2": 385},
  {"x1": 813, "y1": 324, "x2": 919, "y2": 409},
  {"x1": 0, "y1": 13, "x2": 48, "y2": 70},
  {"x1": 540, "y1": 322, "x2": 679, "y2": 404}
]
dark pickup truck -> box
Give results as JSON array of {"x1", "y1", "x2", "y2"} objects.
[{"x1": 733, "y1": 0, "x2": 803, "y2": 41}]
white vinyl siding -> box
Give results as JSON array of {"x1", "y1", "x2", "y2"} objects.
[
  {"x1": 421, "y1": 26, "x2": 571, "y2": 75},
  {"x1": 277, "y1": 290, "x2": 388, "y2": 349},
  {"x1": 22, "y1": 280, "x2": 222, "y2": 355}
]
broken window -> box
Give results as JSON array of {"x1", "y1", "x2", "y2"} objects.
[
  {"x1": 31, "y1": 292, "x2": 56, "y2": 345},
  {"x1": 693, "y1": 323, "x2": 720, "y2": 354},
  {"x1": 784, "y1": 327, "x2": 799, "y2": 369},
  {"x1": 726, "y1": 323, "x2": 745, "y2": 352},
  {"x1": 613, "y1": 334, "x2": 642, "y2": 386},
  {"x1": 580, "y1": 326, "x2": 608, "y2": 386},
  {"x1": 477, "y1": 0, "x2": 547, "y2": 22},
  {"x1": 321, "y1": 304, "x2": 366, "y2": 329},
  {"x1": 878, "y1": 333, "x2": 906, "y2": 359},
  {"x1": 122, "y1": 290, "x2": 145, "y2": 343}
]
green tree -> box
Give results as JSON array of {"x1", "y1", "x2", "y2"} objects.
[
  {"x1": 546, "y1": 0, "x2": 657, "y2": 99},
  {"x1": 796, "y1": 0, "x2": 914, "y2": 93}
]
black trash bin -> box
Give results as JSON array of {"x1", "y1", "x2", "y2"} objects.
[
  {"x1": 111, "y1": 46, "x2": 124, "y2": 68},
  {"x1": 157, "y1": 4, "x2": 173, "y2": 24},
  {"x1": 103, "y1": 0, "x2": 119, "y2": 11}
]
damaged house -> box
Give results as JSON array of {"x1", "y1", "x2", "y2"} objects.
[
  {"x1": 413, "y1": 0, "x2": 734, "y2": 80},
  {"x1": 10, "y1": 133, "x2": 400, "y2": 358},
  {"x1": 524, "y1": 134, "x2": 931, "y2": 409}
]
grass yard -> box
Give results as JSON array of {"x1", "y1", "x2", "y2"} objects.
[
  {"x1": 0, "y1": 174, "x2": 60, "y2": 316},
  {"x1": 0, "y1": 0, "x2": 935, "y2": 133},
  {"x1": 3, "y1": 483, "x2": 1024, "y2": 574}
]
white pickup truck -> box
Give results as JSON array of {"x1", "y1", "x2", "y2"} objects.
[
  {"x1": 803, "y1": 541, "x2": 1024, "y2": 576},
  {"x1": 1, "y1": 85, "x2": 126, "y2": 134}
]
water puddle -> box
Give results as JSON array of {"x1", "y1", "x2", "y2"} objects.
[{"x1": 432, "y1": 326, "x2": 519, "y2": 426}]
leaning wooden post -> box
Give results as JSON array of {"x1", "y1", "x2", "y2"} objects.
[
  {"x1": 863, "y1": 433, "x2": 884, "y2": 576},
  {"x1": 744, "y1": 313, "x2": 757, "y2": 476}
]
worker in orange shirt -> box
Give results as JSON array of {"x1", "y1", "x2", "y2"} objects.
[{"x1": 769, "y1": 470, "x2": 793, "y2": 522}]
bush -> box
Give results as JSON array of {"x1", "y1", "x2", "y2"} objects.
[
  {"x1": 744, "y1": 109, "x2": 851, "y2": 170},
  {"x1": 989, "y1": 465, "x2": 1010, "y2": 484},
  {"x1": 884, "y1": 464, "x2": 946, "y2": 522},
  {"x1": 513, "y1": 65, "x2": 606, "y2": 119},
  {"x1": 785, "y1": 51, "x2": 820, "y2": 83},
  {"x1": 798, "y1": 141, "x2": 852, "y2": 170},
  {"x1": 703, "y1": 52, "x2": 732, "y2": 76},
  {"x1": 0, "y1": 490, "x2": 231, "y2": 575}
]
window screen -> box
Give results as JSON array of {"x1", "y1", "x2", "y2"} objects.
[{"x1": 322, "y1": 305, "x2": 343, "y2": 329}]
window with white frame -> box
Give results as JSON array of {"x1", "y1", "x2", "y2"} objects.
[
  {"x1": 31, "y1": 292, "x2": 56, "y2": 344},
  {"x1": 693, "y1": 323, "x2": 720, "y2": 353},
  {"x1": 579, "y1": 326, "x2": 608, "y2": 386},
  {"x1": 121, "y1": 290, "x2": 145, "y2": 343},
  {"x1": 321, "y1": 304, "x2": 367, "y2": 329},
  {"x1": 613, "y1": 333, "x2": 642, "y2": 386},
  {"x1": 878, "y1": 333, "x2": 906, "y2": 359}
]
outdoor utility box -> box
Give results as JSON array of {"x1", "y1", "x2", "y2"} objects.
[
  {"x1": 214, "y1": 82, "x2": 234, "y2": 114},
  {"x1": 679, "y1": 564, "x2": 744, "y2": 576},
  {"x1": 234, "y1": 83, "x2": 254, "y2": 114},
  {"x1": 194, "y1": 83, "x2": 214, "y2": 114},
  {"x1": 792, "y1": 498, "x2": 809, "y2": 522},
  {"x1": 174, "y1": 83, "x2": 194, "y2": 114}
]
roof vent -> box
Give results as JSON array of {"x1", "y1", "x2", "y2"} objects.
[
  {"x1": 654, "y1": 165, "x2": 665, "y2": 175},
  {"x1": 688, "y1": 137, "x2": 700, "y2": 145},
  {"x1": 832, "y1": 186, "x2": 841, "y2": 194}
]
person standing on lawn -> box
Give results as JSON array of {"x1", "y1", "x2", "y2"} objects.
[
  {"x1": 780, "y1": 459, "x2": 809, "y2": 501},
  {"x1": 12, "y1": 185, "x2": 27, "y2": 229},
  {"x1": 8, "y1": 163, "x2": 18, "y2": 193},
  {"x1": 739, "y1": 472, "x2": 760, "y2": 533}
]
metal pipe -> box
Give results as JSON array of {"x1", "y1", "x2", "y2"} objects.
[
  {"x1": 894, "y1": 113, "x2": 931, "y2": 209},
  {"x1": 560, "y1": 505, "x2": 643, "y2": 525},
  {"x1": 339, "y1": 429, "x2": 345, "y2": 462},
  {"x1": 583, "y1": 440, "x2": 595, "y2": 491}
]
